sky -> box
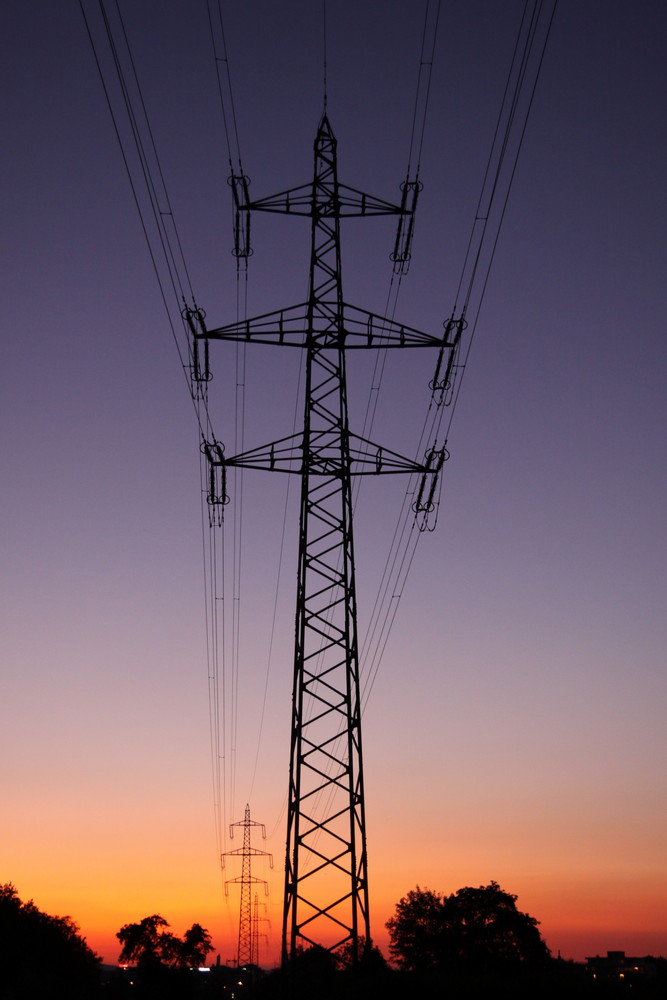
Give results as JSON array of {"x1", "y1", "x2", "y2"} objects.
[{"x1": 2, "y1": 0, "x2": 666, "y2": 969}]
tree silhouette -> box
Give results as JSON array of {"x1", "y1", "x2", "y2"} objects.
[
  {"x1": 0, "y1": 883, "x2": 100, "y2": 998},
  {"x1": 441, "y1": 881, "x2": 550, "y2": 972},
  {"x1": 385, "y1": 887, "x2": 445, "y2": 971},
  {"x1": 387, "y1": 881, "x2": 550, "y2": 974},
  {"x1": 118, "y1": 914, "x2": 178, "y2": 968},
  {"x1": 334, "y1": 936, "x2": 387, "y2": 972},
  {"x1": 179, "y1": 923, "x2": 213, "y2": 968},
  {"x1": 117, "y1": 914, "x2": 213, "y2": 969}
]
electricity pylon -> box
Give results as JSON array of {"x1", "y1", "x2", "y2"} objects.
[
  {"x1": 251, "y1": 892, "x2": 270, "y2": 968},
  {"x1": 191, "y1": 114, "x2": 455, "y2": 968},
  {"x1": 222, "y1": 804, "x2": 273, "y2": 968}
]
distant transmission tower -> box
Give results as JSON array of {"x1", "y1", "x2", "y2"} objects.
[
  {"x1": 191, "y1": 114, "x2": 454, "y2": 967},
  {"x1": 251, "y1": 891, "x2": 270, "y2": 967},
  {"x1": 222, "y1": 804, "x2": 273, "y2": 968}
]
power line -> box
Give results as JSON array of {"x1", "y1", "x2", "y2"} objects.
[
  {"x1": 358, "y1": 0, "x2": 558, "y2": 706},
  {"x1": 79, "y1": 0, "x2": 236, "y2": 878}
]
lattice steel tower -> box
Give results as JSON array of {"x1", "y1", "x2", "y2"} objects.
[
  {"x1": 222, "y1": 804, "x2": 273, "y2": 968},
  {"x1": 191, "y1": 114, "x2": 454, "y2": 967}
]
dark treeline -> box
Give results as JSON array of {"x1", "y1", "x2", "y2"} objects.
[
  {"x1": 3, "y1": 881, "x2": 666, "y2": 999},
  {"x1": 248, "y1": 959, "x2": 667, "y2": 1000},
  {"x1": 0, "y1": 884, "x2": 100, "y2": 1000}
]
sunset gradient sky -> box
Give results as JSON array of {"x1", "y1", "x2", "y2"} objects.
[{"x1": 3, "y1": 0, "x2": 666, "y2": 968}]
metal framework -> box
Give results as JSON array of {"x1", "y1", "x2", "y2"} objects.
[
  {"x1": 222, "y1": 804, "x2": 273, "y2": 968},
  {"x1": 192, "y1": 115, "x2": 455, "y2": 968}
]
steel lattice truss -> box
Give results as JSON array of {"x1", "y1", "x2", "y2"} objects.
[
  {"x1": 194, "y1": 115, "x2": 455, "y2": 967},
  {"x1": 223, "y1": 805, "x2": 272, "y2": 967}
]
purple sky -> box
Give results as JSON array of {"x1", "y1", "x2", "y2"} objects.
[{"x1": 3, "y1": 1, "x2": 666, "y2": 965}]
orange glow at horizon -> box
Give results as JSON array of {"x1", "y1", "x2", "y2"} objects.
[
  {"x1": 7, "y1": 701, "x2": 667, "y2": 968},
  {"x1": 10, "y1": 844, "x2": 667, "y2": 968}
]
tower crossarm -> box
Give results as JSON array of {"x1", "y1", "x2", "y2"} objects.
[
  {"x1": 223, "y1": 847, "x2": 275, "y2": 859},
  {"x1": 207, "y1": 430, "x2": 439, "y2": 477},
  {"x1": 239, "y1": 181, "x2": 410, "y2": 218},
  {"x1": 225, "y1": 875, "x2": 270, "y2": 891},
  {"x1": 202, "y1": 301, "x2": 447, "y2": 349}
]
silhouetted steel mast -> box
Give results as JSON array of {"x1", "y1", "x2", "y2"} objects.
[
  {"x1": 222, "y1": 804, "x2": 273, "y2": 968},
  {"x1": 191, "y1": 114, "x2": 454, "y2": 967},
  {"x1": 251, "y1": 892, "x2": 270, "y2": 968}
]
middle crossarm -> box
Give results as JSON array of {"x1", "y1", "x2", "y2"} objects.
[{"x1": 202, "y1": 301, "x2": 450, "y2": 349}]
